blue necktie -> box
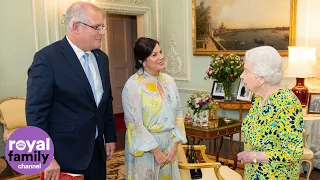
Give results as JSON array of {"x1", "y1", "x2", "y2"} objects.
[{"x1": 83, "y1": 53, "x2": 98, "y2": 138}]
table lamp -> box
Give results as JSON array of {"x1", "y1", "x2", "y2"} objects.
[{"x1": 284, "y1": 46, "x2": 320, "y2": 106}]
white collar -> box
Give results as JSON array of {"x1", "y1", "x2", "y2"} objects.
[{"x1": 66, "y1": 35, "x2": 91, "y2": 60}]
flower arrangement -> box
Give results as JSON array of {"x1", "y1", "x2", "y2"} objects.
[
  {"x1": 204, "y1": 54, "x2": 244, "y2": 100},
  {"x1": 187, "y1": 92, "x2": 219, "y2": 114},
  {"x1": 204, "y1": 54, "x2": 244, "y2": 83}
]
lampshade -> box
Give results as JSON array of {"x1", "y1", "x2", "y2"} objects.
[{"x1": 284, "y1": 46, "x2": 320, "y2": 77}]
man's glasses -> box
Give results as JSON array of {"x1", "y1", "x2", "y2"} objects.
[{"x1": 77, "y1": 21, "x2": 106, "y2": 31}]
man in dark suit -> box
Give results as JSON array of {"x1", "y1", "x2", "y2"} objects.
[{"x1": 26, "y1": 2, "x2": 116, "y2": 180}]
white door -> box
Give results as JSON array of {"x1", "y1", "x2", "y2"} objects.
[{"x1": 106, "y1": 14, "x2": 137, "y2": 114}]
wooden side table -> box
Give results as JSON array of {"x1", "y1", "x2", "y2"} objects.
[
  {"x1": 185, "y1": 117, "x2": 242, "y2": 169},
  {"x1": 217, "y1": 100, "x2": 251, "y2": 121},
  {"x1": 216, "y1": 100, "x2": 251, "y2": 152}
]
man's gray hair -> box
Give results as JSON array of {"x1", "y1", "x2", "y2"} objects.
[
  {"x1": 245, "y1": 46, "x2": 283, "y2": 86},
  {"x1": 65, "y1": 2, "x2": 103, "y2": 32}
]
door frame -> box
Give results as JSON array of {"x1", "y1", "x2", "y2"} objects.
[
  {"x1": 96, "y1": 3, "x2": 151, "y2": 54},
  {"x1": 105, "y1": 14, "x2": 137, "y2": 114}
]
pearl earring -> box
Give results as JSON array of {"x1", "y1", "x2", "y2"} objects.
[{"x1": 143, "y1": 64, "x2": 146, "y2": 67}]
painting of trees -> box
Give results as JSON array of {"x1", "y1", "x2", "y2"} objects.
[{"x1": 196, "y1": 1, "x2": 211, "y2": 40}]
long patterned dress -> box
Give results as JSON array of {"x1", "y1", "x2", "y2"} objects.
[
  {"x1": 121, "y1": 69, "x2": 187, "y2": 180},
  {"x1": 242, "y1": 87, "x2": 304, "y2": 180}
]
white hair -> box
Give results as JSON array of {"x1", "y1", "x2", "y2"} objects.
[
  {"x1": 65, "y1": 2, "x2": 102, "y2": 32},
  {"x1": 245, "y1": 46, "x2": 283, "y2": 86}
]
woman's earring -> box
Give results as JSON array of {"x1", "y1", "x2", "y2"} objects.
[{"x1": 143, "y1": 64, "x2": 146, "y2": 67}]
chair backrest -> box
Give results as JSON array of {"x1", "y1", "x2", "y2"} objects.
[
  {"x1": 176, "y1": 143, "x2": 192, "y2": 180},
  {"x1": 0, "y1": 157, "x2": 7, "y2": 176},
  {"x1": 302, "y1": 128, "x2": 310, "y2": 149},
  {"x1": 0, "y1": 97, "x2": 26, "y2": 143}
]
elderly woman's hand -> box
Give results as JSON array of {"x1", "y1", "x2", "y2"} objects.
[
  {"x1": 238, "y1": 151, "x2": 269, "y2": 164},
  {"x1": 237, "y1": 151, "x2": 254, "y2": 164}
]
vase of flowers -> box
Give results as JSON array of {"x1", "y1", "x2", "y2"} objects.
[
  {"x1": 205, "y1": 54, "x2": 244, "y2": 101},
  {"x1": 187, "y1": 92, "x2": 219, "y2": 123},
  {"x1": 222, "y1": 82, "x2": 232, "y2": 101}
]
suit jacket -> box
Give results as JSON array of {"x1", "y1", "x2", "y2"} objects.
[{"x1": 26, "y1": 37, "x2": 117, "y2": 171}]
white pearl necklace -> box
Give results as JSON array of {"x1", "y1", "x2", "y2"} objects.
[{"x1": 258, "y1": 85, "x2": 281, "y2": 108}]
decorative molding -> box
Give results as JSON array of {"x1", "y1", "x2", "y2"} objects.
[
  {"x1": 55, "y1": 2, "x2": 151, "y2": 39},
  {"x1": 156, "y1": 0, "x2": 190, "y2": 81},
  {"x1": 43, "y1": 0, "x2": 50, "y2": 45},
  {"x1": 31, "y1": 0, "x2": 39, "y2": 51},
  {"x1": 105, "y1": 0, "x2": 124, "y2": 2},
  {"x1": 54, "y1": 0, "x2": 60, "y2": 41},
  {"x1": 160, "y1": 1, "x2": 190, "y2": 81},
  {"x1": 164, "y1": 34, "x2": 184, "y2": 75},
  {"x1": 178, "y1": 88, "x2": 209, "y2": 94},
  {"x1": 155, "y1": 0, "x2": 160, "y2": 40},
  {"x1": 95, "y1": 3, "x2": 151, "y2": 37},
  {"x1": 128, "y1": 0, "x2": 147, "y2": 4},
  {"x1": 184, "y1": 0, "x2": 190, "y2": 81}
]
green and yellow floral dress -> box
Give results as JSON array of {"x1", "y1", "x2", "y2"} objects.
[
  {"x1": 242, "y1": 87, "x2": 304, "y2": 180},
  {"x1": 122, "y1": 69, "x2": 187, "y2": 180}
]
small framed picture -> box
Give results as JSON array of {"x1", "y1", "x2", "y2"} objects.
[
  {"x1": 236, "y1": 79, "x2": 253, "y2": 102},
  {"x1": 211, "y1": 81, "x2": 224, "y2": 99},
  {"x1": 307, "y1": 93, "x2": 320, "y2": 114}
]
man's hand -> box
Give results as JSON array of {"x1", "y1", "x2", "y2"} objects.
[
  {"x1": 105, "y1": 142, "x2": 116, "y2": 160},
  {"x1": 44, "y1": 158, "x2": 60, "y2": 180},
  {"x1": 166, "y1": 142, "x2": 179, "y2": 163}
]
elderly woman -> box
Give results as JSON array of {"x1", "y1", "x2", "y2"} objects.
[
  {"x1": 237, "y1": 46, "x2": 304, "y2": 179},
  {"x1": 122, "y1": 37, "x2": 187, "y2": 180}
]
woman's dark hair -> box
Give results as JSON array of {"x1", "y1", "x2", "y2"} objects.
[{"x1": 133, "y1": 37, "x2": 159, "y2": 70}]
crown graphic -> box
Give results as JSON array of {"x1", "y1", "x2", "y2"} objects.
[{"x1": 16, "y1": 142, "x2": 26, "y2": 148}]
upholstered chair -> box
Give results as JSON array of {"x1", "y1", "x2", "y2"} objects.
[
  {"x1": 302, "y1": 128, "x2": 314, "y2": 180},
  {"x1": 0, "y1": 96, "x2": 27, "y2": 143},
  {"x1": 0, "y1": 157, "x2": 7, "y2": 176},
  {"x1": 0, "y1": 96, "x2": 27, "y2": 176},
  {"x1": 176, "y1": 144, "x2": 243, "y2": 180}
]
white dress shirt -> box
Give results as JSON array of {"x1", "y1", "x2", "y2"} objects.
[{"x1": 66, "y1": 36, "x2": 104, "y2": 107}]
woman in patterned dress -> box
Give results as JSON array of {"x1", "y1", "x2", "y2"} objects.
[
  {"x1": 121, "y1": 37, "x2": 187, "y2": 180},
  {"x1": 237, "y1": 46, "x2": 304, "y2": 180}
]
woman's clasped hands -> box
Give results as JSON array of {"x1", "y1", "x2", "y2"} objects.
[{"x1": 152, "y1": 142, "x2": 179, "y2": 168}]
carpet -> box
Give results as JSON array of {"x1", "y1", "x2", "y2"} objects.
[
  {"x1": 107, "y1": 150, "x2": 313, "y2": 180},
  {"x1": 234, "y1": 168, "x2": 309, "y2": 180},
  {"x1": 107, "y1": 150, "x2": 126, "y2": 180}
]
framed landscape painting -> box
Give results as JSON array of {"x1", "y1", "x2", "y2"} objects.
[{"x1": 192, "y1": 0, "x2": 297, "y2": 56}]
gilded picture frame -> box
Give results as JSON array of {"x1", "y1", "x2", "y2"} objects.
[{"x1": 192, "y1": 0, "x2": 297, "y2": 56}]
